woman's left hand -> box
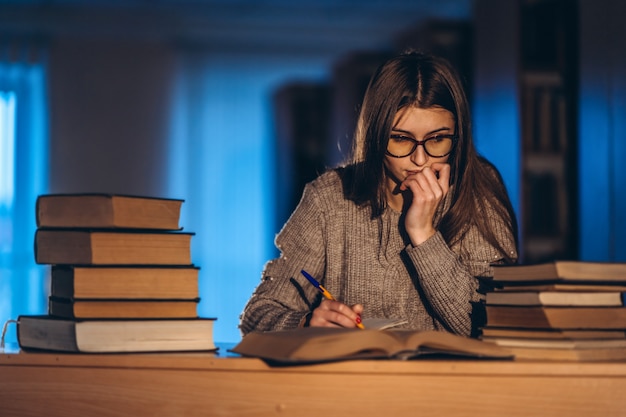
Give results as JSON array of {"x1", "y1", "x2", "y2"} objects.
[{"x1": 400, "y1": 162, "x2": 450, "y2": 246}]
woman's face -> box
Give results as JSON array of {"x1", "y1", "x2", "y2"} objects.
[{"x1": 383, "y1": 105, "x2": 455, "y2": 186}]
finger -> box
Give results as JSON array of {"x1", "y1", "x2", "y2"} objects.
[
  {"x1": 404, "y1": 172, "x2": 440, "y2": 204},
  {"x1": 310, "y1": 300, "x2": 362, "y2": 328},
  {"x1": 401, "y1": 167, "x2": 439, "y2": 191},
  {"x1": 351, "y1": 304, "x2": 364, "y2": 315},
  {"x1": 418, "y1": 167, "x2": 443, "y2": 195},
  {"x1": 310, "y1": 309, "x2": 360, "y2": 328},
  {"x1": 431, "y1": 163, "x2": 451, "y2": 192}
]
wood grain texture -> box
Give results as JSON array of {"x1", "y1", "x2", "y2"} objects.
[{"x1": 2, "y1": 352, "x2": 626, "y2": 417}]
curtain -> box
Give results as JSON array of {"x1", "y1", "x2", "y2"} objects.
[{"x1": 0, "y1": 40, "x2": 49, "y2": 346}]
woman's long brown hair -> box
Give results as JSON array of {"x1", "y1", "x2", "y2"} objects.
[{"x1": 344, "y1": 51, "x2": 518, "y2": 262}]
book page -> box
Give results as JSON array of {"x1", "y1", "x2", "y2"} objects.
[{"x1": 362, "y1": 318, "x2": 408, "y2": 330}]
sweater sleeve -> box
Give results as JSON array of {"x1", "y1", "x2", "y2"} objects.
[
  {"x1": 404, "y1": 202, "x2": 517, "y2": 336},
  {"x1": 238, "y1": 181, "x2": 327, "y2": 336}
]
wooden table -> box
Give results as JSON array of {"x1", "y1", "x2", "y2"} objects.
[{"x1": 2, "y1": 344, "x2": 626, "y2": 417}]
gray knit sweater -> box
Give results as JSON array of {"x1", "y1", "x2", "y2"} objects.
[{"x1": 239, "y1": 167, "x2": 517, "y2": 337}]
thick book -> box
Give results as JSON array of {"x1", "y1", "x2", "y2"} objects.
[
  {"x1": 50, "y1": 265, "x2": 200, "y2": 299},
  {"x1": 485, "y1": 291, "x2": 626, "y2": 307},
  {"x1": 499, "y1": 345, "x2": 626, "y2": 361},
  {"x1": 35, "y1": 229, "x2": 193, "y2": 265},
  {"x1": 482, "y1": 336, "x2": 626, "y2": 350},
  {"x1": 491, "y1": 261, "x2": 626, "y2": 283},
  {"x1": 492, "y1": 283, "x2": 626, "y2": 292},
  {"x1": 230, "y1": 327, "x2": 512, "y2": 364},
  {"x1": 48, "y1": 297, "x2": 199, "y2": 319},
  {"x1": 485, "y1": 305, "x2": 626, "y2": 329},
  {"x1": 17, "y1": 315, "x2": 216, "y2": 353},
  {"x1": 36, "y1": 194, "x2": 183, "y2": 230},
  {"x1": 480, "y1": 327, "x2": 626, "y2": 340}
]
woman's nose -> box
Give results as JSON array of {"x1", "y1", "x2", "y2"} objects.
[{"x1": 410, "y1": 144, "x2": 428, "y2": 165}]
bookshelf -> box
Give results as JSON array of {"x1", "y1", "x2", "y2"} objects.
[
  {"x1": 327, "y1": 51, "x2": 392, "y2": 167},
  {"x1": 272, "y1": 82, "x2": 331, "y2": 232},
  {"x1": 518, "y1": 0, "x2": 578, "y2": 263}
]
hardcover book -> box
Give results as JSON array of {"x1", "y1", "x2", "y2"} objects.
[
  {"x1": 491, "y1": 261, "x2": 626, "y2": 283},
  {"x1": 35, "y1": 229, "x2": 193, "y2": 265},
  {"x1": 36, "y1": 194, "x2": 184, "y2": 230},
  {"x1": 496, "y1": 345, "x2": 626, "y2": 362},
  {"x1": 485, "y1": 305, "x2": 626, "y2": 329},
  {"x1": 17, "y1": 315, "x2": 216, "y2": 353},
  {"x1": 480, "y1": 327, "x2": 626, "y2": 340},
  {"x1": 50, "y1": 265, "x2": 200, "y2": 300},
  {"x1": 485, "y1": 291, "x2": 626, "y2": 307},
  {"x1": 48, "y1": 297, "x2": 199, "y2": 319}
]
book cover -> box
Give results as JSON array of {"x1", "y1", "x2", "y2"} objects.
[
  {"x1": 50, "y1": 265, "x2": 200, "y2": 299},
  {"x1": 482, "y1": 336, "x2": 626, "y2": 350},
  {"x1": 485, "y1": 305, "x2": 626, "y2": 329},
  {"x1": 485, "y1": 291, "x2": 626, "y2": 307},
  {"x1": 480, "y1": 327, "x2": 626, "y2": 340},
  {"x1": 35, "y1": 229, "x2": 194, "y2": 265},
  {"x1": 491, "y1": 261, "x2": 626, "y2": 283},
  {"x1": 36, "y1": 194, "x2": 184, "y2": 230},
  {"x1": 498, "y1": 345, "x2": 626, "y2": 362},
  {"x1": 17, "y1": 315, "x2": 216, "y2": 353},
  {"x1": 492, "y1": 283, "x2": 626, "y2": 292},
  {"x1": 48, "y1": 297, "x2": 199, "y2": 319}
]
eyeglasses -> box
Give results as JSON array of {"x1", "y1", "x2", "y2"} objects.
[{"x1": 386, "y1": 134, "x2": 457, "y2": 158}]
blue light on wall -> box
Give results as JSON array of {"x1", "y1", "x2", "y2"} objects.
[
  {"x1": 473, "y1": 83, "x2": 521, "y2": 221},
  {"x1": 167, "y1": 51, "x2": 329, "y2": 343},
  {"x1": 0, "y1": 91, "x2": 16, "y2": 211},
  {"x1": 579, "y1": 0, "x2": 626, "y2": 262},
  {"x1": 0, "y1": 60, "x2": 49, "y2": 345}
]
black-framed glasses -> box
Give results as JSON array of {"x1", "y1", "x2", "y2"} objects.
[{"x1": 386, "y1": 134, "x2": 457, "y2": 158}]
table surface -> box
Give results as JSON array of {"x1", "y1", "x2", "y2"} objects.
[{"x1": 3, "y1": 343, "x2": 626, "y2": 417}]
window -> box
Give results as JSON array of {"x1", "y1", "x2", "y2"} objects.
[
  {"x1": 0, "y1": 91, "x2": 16, "y2": 250},
  {"x1": 0, "y1": 58, "x2": 49, "y2": 347}
]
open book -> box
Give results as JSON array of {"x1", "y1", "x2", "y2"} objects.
[{"x1": 230, "y1": 327, "x2": 513, "y2": 364}]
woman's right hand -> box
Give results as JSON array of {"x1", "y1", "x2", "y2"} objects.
[
  {"x1": 308, "y1": 299, "x2": 364, "y2": 328},
  {"x1": 401, "y1": 162, "x2": 450, "y2": 246}
]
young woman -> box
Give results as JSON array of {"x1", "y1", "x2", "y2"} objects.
[{"x1": 239, "y1": 51, "x2": 518, "y2": 337}]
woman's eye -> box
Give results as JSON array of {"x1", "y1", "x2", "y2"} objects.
[
  {"x1": 391, "y1": 135, "x2": 412, "y2": 142},
  {"x1": 427, "y1": 135, "x2": 445, "y2": 143}
]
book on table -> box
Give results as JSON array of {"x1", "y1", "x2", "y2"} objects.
[
  {"x1": 480, "y1": 327, "x2": 626, "y2": 340},
  {"x1": 479, "y1": 327, "x2": 626, "y2": 361},
  {"x1": 22, "y1": 193, "x2": 219, "y2": 354},
  {"x1": 230, "y1": 327, "x2": 513, "y2": 364},
  {"x1": 17, "y1": 315, "x2": 217, "y2": 353},
  {"x1": 48, "y1": 297, "x2": 199, "y2": 319},
  {"x1": 483, "y1": 336, "x2": 626, "y2": 350},
  {"x1": 480, "y1": 261, "x2": 626, "y2": 361},
  {"x1": 35, "y1": 229, "x2": 194, "y2": 265},
  {"x1": 491, "y1": 261, "x2": 626, "y2": 283},
  {"x1": 50, "y1": 265, "x2": 200, "y2": 300},
  {"x1": 491, "y1": 283, "x2": 626, "y2": 292},
  {"x1": 36, "y1": 194, "x2": 184, "y2": 230},
  {"x1": 484, "y1": 305, "x2": 626, "y2": 329},
  {"x1": 485, "y1": 290, "x2": 626, "y2": 306},
  {"x1": 493, "y1": 344, "x2": 626, "y2": 361}
]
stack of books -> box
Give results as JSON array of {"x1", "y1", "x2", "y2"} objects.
[
  {"x1": 480, "y1": 261, "x2": 626, "y2": 361},
  {"x1": 17, "y1": 194, "x2": 216, "y2": 353}
]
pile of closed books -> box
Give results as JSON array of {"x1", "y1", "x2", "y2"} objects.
[
  {"x1": 17, "y1": 194, "x2": 216, "y2": 353},
  {"x1": 480, "y1": 261, "x2": 626, "y2": 361}
]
